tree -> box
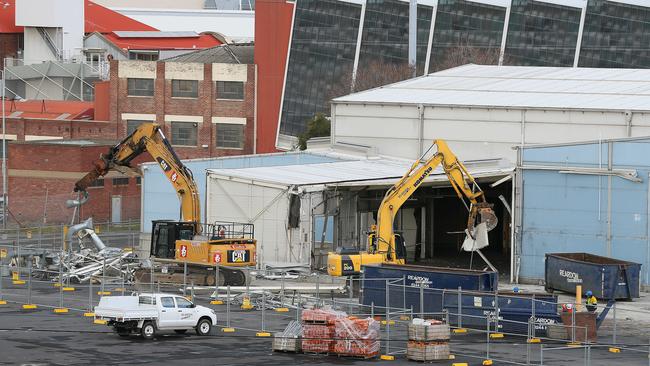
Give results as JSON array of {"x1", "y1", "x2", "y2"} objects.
[
  {"x1": 432, "y1": 45, "x2": 501, "y2": 72},
  {"x1": 328, "y1": 60, "x2": 415, "y2": 101},
  {"x1": 297, "y1": 113, "x2": 331, "y2": 150},
  {"x1": 328, "y1": 44, "x2": 502, "y2": 101}
]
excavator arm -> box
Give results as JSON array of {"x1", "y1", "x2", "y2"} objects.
[
  {"x1": 373, "y1": 139, "x2": 497, "y2": 262},
  {"x1": 74, "y1": 122, "x2": 201, "y2": 232}
]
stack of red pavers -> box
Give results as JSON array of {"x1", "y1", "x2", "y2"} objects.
[
  {"x1": 333, "y1": 317, "x2": 380, "y2": 358},
  {"x1": 301, "y1": 308, "x2": 342, "y2": 354}
]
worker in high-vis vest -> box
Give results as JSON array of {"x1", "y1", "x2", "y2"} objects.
[{"x1": 585, "y1": 290, "x2": 598, "y2": 312}]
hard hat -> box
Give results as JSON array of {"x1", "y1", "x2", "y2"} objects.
[{"x1": 586, "y1": 290, "x2": 593, "y2": 297}]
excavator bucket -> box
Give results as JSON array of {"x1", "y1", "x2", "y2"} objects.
[
  {"x1": 479, "y1": 207, "x2": 498, "y2": 231},
  {"x1": 462, "y1": 222, "x2": 489, "y2": 252}
]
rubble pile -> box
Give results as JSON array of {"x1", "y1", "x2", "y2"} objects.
[{"x1": 56, "y1": 249, "x2": 137, "y2": 284}]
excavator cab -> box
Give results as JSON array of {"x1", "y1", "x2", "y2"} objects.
[
  {"x1": 150, "y1": 220, "x2": 196, "y2": 259},
  {"x1": 367, "y1": 227, "x2": 406, "y2": 262}
]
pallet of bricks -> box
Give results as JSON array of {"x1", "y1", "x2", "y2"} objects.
[
  {"x1": 301, "y1": 307, "x2": 380, "y2": 359},
  {"x1": 273, "y1": 320, "x2": 302, "y2": 353},
  {"x1": 406, "y1": 318, "x2": 451, "y2": 362}
]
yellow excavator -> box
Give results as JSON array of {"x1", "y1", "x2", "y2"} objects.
[
  {"x1": 74, "y1": 122, "x2": 256, "y2": 286},
  {"x1": 327, "y1": 139, "x2": 498, "y2": 276}
]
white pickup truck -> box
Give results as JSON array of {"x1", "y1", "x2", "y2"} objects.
[{"x1": 94, "y1": 293, "x2": 217, "y2": 339}]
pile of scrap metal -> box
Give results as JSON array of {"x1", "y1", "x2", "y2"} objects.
[{"x1": 53, "y1": 218, "x2": 139, "y2": 284}]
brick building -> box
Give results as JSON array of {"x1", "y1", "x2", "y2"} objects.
[
  {"x1": 0, "y1": 99, "x2": 113, "y2": 142},
  {"x1": 108, "y1": 43, "x2": 257, "y2": 159},
  {"x1": 6, "y1": 140, "x2": 143, "y2": 225},
  {"x1": 0, "y1": 99, "x2": 131, "y2": 225},
  {"x1": 0, "y1": 44, "x2": 258, "y2": 225}
]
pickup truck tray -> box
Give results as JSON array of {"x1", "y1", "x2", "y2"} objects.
[{"x1": 95, "y1": 296, "x2": 158, "y2": 321}]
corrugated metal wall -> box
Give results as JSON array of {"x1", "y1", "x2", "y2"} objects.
[
  {"x1": 140, "y1": 152, "x2": 340, "y2": 233},
  {"x1": 518, "y1": 138, "x2": 650, "y2": 286}
]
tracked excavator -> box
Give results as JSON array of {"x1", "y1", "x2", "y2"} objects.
[
  {"x1": 327, "y1": 139, "x2": 498, "y2": 276},
  {"x1": 74, "y1": 122, "x2": 255, "y2": 286}
]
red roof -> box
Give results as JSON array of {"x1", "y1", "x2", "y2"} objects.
[
  {"x1": 84, "y1": 1, "x2": 156, "y2": 34},
  {"x1": 3, "y1": 100, "x2": 94, "y2": 120},
  {"x1": 0, "y1": 0, "x2": 156, "y2": 34},
  {"x1": 104, "y1": 32, "x2": 221, "y2": 51}
]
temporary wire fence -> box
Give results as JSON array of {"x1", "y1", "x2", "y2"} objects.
[{"x1": 1, "y1": 260, "x2": 650, "y2": 365}]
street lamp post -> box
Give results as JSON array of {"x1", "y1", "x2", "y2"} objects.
[{"x1": 1, "y1": 68, "x2": 6, "y2": 229}]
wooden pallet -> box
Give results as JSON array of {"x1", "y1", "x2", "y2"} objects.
[
  {"x1": 336, "y1": 353, "x2": 379, "y2": 360},
  {"x1": 273, "y1": 349, "x2": 298, "y2": 354},
  {"x1": 302, "y1": 320, "x2": 328, "y2": 325}
]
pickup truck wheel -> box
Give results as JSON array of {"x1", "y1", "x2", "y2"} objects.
[
  {"x1": 174, "y1": 329, "x2": 188, "y2": 334},
  {"x1": 196, "y1": 318, "x2": 211, "y2": 336},
  {"x1": 141, "y1": 321, "x2": 156, "y2": 340}
]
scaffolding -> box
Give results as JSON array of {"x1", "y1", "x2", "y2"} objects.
[{"x1": 3, "y1": 57, "x2": 109, "y2": 101}]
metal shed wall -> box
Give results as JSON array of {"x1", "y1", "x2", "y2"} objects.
[
  {"x1": 331, "y1": 65, "x2": 650, "y2": 162},
  {"x1": 205, "y1": 176, "x2": 318, "y2": 266},
  {"x1": 140, "y1": 152, "x2": 340, "y2": 233},
  {"x1": 333, "y1": 102, "x2": 650, "y2": 162},
  {"x1": 517, "y1": 138, "x2": 650, "y2": 286},
  {"x1": 137, "y1": 153, "x2": 341, "y2": 254}
]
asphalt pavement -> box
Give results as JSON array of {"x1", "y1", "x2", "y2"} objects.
[{"x1": 0, "y1": 280, "x2": 649, "y2": 365}]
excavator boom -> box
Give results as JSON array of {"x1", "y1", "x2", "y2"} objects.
[
  {"x1": 375, "y1": 139, "x2": 497, "y2": 262},
  {"x1": 327, "y1": 139, "x2": 497, "y2": 276},
  {"x1": 74, "y1": 122, "x2": 201, "y2": 232}
]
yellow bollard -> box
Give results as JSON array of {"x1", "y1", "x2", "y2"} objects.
[
  {"x1": 241, "y1": 296, "x2": 253, "y2": 310},
  {"x1": 575, "y1": 285, "x2": 582, "y2": 312}
]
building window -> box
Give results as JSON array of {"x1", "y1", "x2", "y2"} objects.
[
  {"x1": 112, "y1": 177, "x2": 129, "y2": 186},
  {"x1": 216, "y1": 124, "x2": 244, "y2": 149},
  {"x1": 126, "y1": 120, "x2": 149, "y2": 135},
  {"x1": 88, "y1": 179, "x2": 104, "y2": 189},
  {"x1": 216, "y1": 81, "x2": 244, "y2": 100},
  {"x1": 172, "y1": 80, "x2": 199, "y2": 98},
  {"x1": 136, "y1": 177, "x2": 142, "y2": 185},
  {"x1": 129, "y1": 51, "x2": 159, "y2": 61},
  {"x1": 171, "y1": 122, "x2": 198, "y2": 146},
  {"x1": 127, "y1": 78, "x2": 154, "y2": 97}
]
